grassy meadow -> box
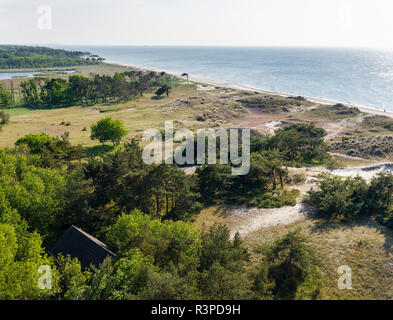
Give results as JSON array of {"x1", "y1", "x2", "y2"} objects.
[{"x1": 0, "y1": 64, "x2": 216, "y2": 148}]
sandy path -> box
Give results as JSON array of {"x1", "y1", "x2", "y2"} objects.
[{"x1": 229, "y1": 203, "x2": 313, "y2": 238}]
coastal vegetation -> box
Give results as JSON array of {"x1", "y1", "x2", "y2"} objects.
[
  {"x1": 304, "y1": 103, "x2": 361, "y2": 120},
  {"x1": 0, "y1": 45, "x2": 93, "y2": 69},
  {"x1": 238, "y1": 95, "x2": 308, "y2": 113},
  {"x1": 1, "y1": 55, "x2": 393, "y2": 300},
  {"x1": 15, "y1": 71, "x2": 175, "y2": 108},
  {"x1": 0, "y1": 85, "x2": 12, "y2": 107},
  {"x1": 306, "y1": 172, "x2": 393, "y2": 226},
  {"x1": 0, "y1": 111, "x2": 10, "y2": 131},
  {"x1": 0, "y1": 136, "x2": 321, "y2": 299},
  {"x1": 0, "y1": 117, "x2": 391, "y2": 300}
]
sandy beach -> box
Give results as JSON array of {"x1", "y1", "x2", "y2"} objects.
[{"x1": 108, "y1": 61, "x2": 393, "y2": 119}]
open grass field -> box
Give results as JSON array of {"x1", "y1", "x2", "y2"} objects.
[
  {"x1": 0, "y1": 79, "x2": 248, "y2": 149},
  {"x1": 0, "y1": 63, "x2": 250, "y2": 148},
  {"x1": 0, "y1": 86, "x2": 195, "y2": 147}
]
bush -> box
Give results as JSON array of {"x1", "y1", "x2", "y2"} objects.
[
  {"x1": 0, "y1": 111, "x2": 10, "y2": 126},
  {"x1": 367, "y1": 172, "x2": 393, "y2": 227},
  {"x1": 267, "y1": 123, "x2": 331, "y2": 166},
  {"x1": 306, "y1": 171, "x2": 393, "y2": 227},
  {"x1": 0, "y1": 85, "x2": 12, "y2": 107},
  {"x1": 155, "y1": 84, "x2": 171, "y2": 97},
  {"x1": 384, "y1": 123, "x2": 393, "y2": 132},
  {"x1": 15, "y1": 132, "x2": 85, "y2": 167},
  {"x1": 15, "y1": 133, "x2": 57, "y2": 154},
  {"x1": 287, "y1": 173, "x2": 306, "y2": 185},
  {"x1": 248, "y1": 189, "x2": 300, "y2": 208},
  {"x1": 255, "y1": 230, "x2": 321, "y2": 300},
  {"x1": 306, "y1": 174, "x2": 368, "y2": 220}
]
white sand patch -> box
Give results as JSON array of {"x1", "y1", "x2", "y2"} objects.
[
  {"x1": 265, "y1": 120, "x2": 282, "y2": 134},
  {"x1": 179, "y1": 166, "x2": 199, "y2": 175},
  {"x1": 229, "y1": 203, "x2": 313, "y2": 238},
  {"x1": 197, "y1": 84, "x2": 216, "y2": 91},
  {"x1": 314, "y1": 163, "x2": 393, "y2": 181}
]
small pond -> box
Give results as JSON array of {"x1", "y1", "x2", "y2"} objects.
[{"x1": 0, "y1": 70, "x2": 76, "y2": 80}]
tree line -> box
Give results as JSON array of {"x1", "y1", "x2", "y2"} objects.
[
  {"x1": 18, "y1": 71, "x2": 174, "y2": 108},
  {"x1": 0, "y1": 45, "x2": 92, "y2": 69}
]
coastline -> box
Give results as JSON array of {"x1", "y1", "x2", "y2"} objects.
[{"x1": 107, "y1": 61, "x2": 393, "y2": 119}]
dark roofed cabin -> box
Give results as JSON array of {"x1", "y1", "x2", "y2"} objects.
[{"x1": 49, "y1": 225, "x2": 116, "y2": 270}]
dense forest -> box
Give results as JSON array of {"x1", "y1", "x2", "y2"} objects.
[{"x1": 0, "y1": 45, "x2": 94, "y2": 69}]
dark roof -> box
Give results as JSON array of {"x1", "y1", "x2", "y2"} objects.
[{"x1": 49, "y1": 225, "x2": 116, "y2": 269}]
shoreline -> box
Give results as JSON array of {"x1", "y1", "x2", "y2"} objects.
[{"x1": 106, "y1": 60, "x2": 393, "y2": 119}]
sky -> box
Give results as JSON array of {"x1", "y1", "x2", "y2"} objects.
[{"x1": 1, "y1": 0, "x2": 393, "y2": 48}]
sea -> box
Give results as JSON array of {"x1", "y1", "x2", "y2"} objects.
[{"x1": 56, "y1": 46, "x2": 393, "y2": 111}]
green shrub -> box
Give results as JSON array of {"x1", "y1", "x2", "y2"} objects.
[
  {"x1": 306, "y1": 173, "x2": 368, "y2": 220},
  {"x1": 255, "y1": 230, "x2": 321, "y2": 300},
  {"x1": 90, "y1": 116, "x2": 128, "y2": 145},
  {"x1": 249, "y1": 189, "x2": 300, "y2": 208}
]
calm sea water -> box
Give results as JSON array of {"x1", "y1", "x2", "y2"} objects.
[{"x1": 59, "y1": 46, "x2": 393, "y2": 111}]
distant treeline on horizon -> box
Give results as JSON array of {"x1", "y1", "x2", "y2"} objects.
[{"x1": 0, "y1": 45, "x2": 98, "y2": 69}]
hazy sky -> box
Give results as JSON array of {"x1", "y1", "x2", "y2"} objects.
[{"x1": 1, "y1": 0, "x2": 393, "y2": 48}]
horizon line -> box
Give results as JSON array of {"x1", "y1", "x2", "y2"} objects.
[{"x1": 2, "y1": 43, "x2": 393, "y2": 51}]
